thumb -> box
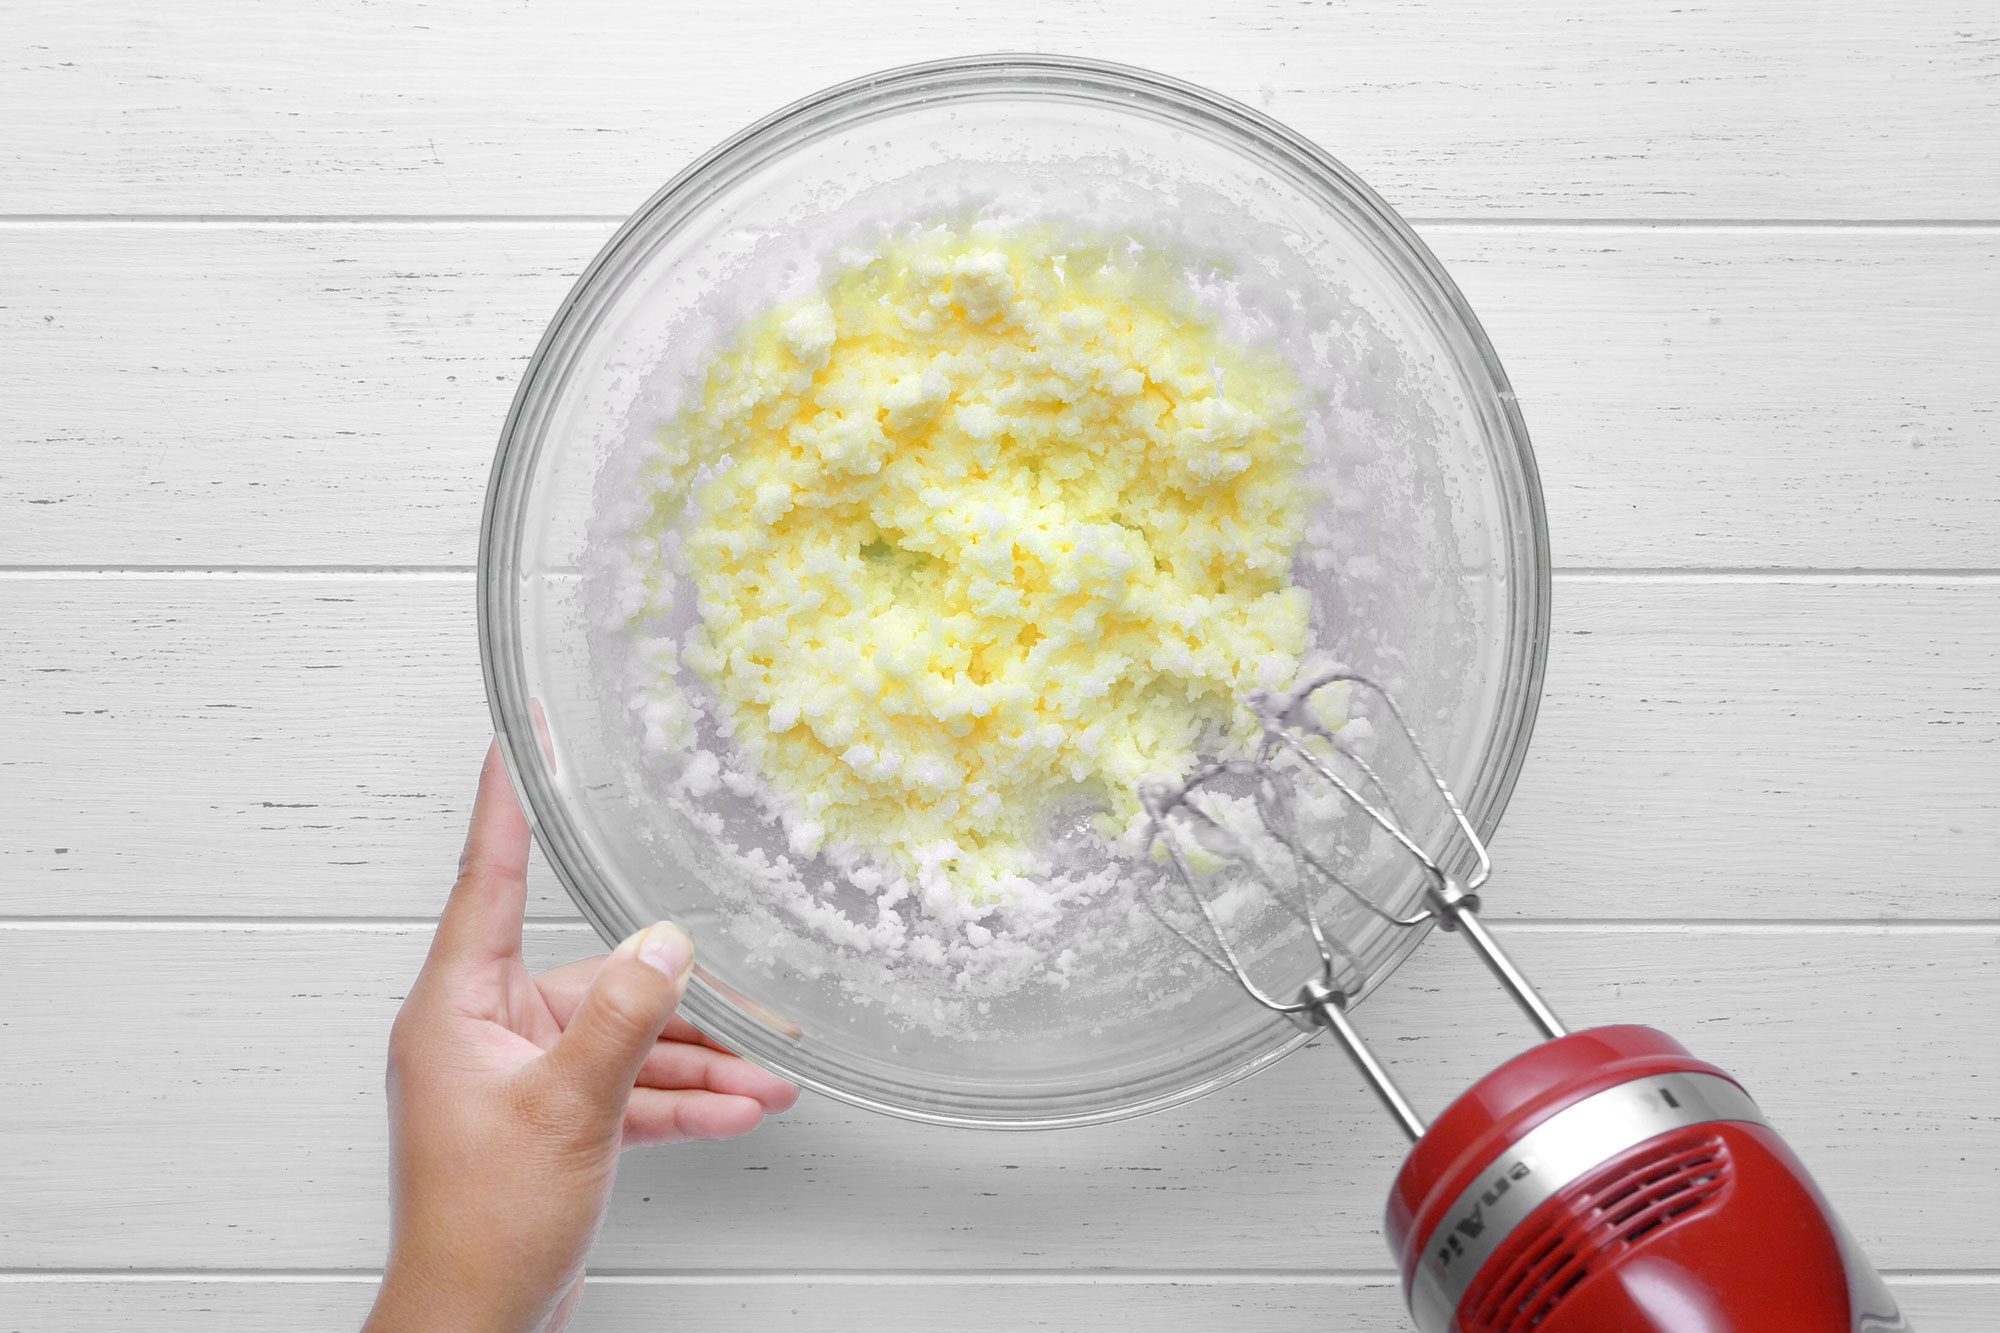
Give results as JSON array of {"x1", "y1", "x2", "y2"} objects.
[{"x1": 541, "y1": 923, "x2": 695, "y2": 1120}]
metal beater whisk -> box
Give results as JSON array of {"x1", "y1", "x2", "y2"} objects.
[
  {"x1": 1143, "y1": 672, "x2": 1910, "y2": 1331},
  {"x1": 1139, "y1": 671, "x2": 1568, "y2": 1140}
]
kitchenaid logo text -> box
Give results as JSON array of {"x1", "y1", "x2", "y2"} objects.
[{"x1": 1434, "y1": 1161, "x2": 1533, "y2": 1271}]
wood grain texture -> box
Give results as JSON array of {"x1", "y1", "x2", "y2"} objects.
[
  {"x1": 0, "y1": 1276, "x2": 1988, "y2": 1332},
  {"x1": 6, "y1": 1, "x2": 1999, "y2": 219},
  {"x1": 11, "y1": 0, "x2": 1999, "y2": 1316},
  {"x1": 5, "y1": 224, "x2": 1998, "y2": 569},
  {"x1": 6, "y1": 575, "x2": 1996, "y2": 920},
  {"x1": 1, "y1": 924, "x2": 1991, "y2": 1270}
]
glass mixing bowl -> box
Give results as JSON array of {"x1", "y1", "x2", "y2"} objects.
[{"x1": 479, "y1": 54, "x2": 1549, "y2": 1129}]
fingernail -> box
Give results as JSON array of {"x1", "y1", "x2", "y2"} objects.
[{"x1": 633, "y1": 923, "x2": 693, "y2": 979}]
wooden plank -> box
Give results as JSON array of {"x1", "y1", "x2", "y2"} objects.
[
  {"x1": 1442, "y1": 227, "x2": 2000, "y2": 571},
  {"x1": 0, "y1": 574, "x2": 552, "y2": 918},
  {"x1": 0, "y1": 1276, "x2": 1988, "y2": 1331},
  {"x1": 5, "y1": 575, "x2": 1996, "y2": 920},
  {"x1": 0, "y1": 224, "x2": 578, "y2": 569},
  {"x1": 6, "y1": 2, "x2": 1998, "y2": 219},
  {"x1": 4, "y1": 225, "x2": 1995, "y2": 570},
  {"x1": 3, "y1": 222, "x2": 2000, "y2": 564},
  {"x1": 1487, "y1": 575, "x2": 2000, "y2": 922},
  {"x1": 0, "y1": 925, "x2": 1990, "y2": 1270}
]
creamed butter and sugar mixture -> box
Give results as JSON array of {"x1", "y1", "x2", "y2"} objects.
[{"x1": 644, "y1": 223, "x2": 1311, "y2": 901}]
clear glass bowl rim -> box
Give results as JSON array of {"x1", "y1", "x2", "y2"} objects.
[{"x1": 478, "y1": 52, "x2": 1552, "y2": 1130}]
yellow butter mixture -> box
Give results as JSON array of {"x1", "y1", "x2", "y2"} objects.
[{"x1": 645, "y1": 223, "x2": 1311, "y2": 901}]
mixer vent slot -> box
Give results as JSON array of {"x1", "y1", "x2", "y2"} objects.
[{"x1": 1464, "y1": 1128, "x2": 1733, "y2": 1332}]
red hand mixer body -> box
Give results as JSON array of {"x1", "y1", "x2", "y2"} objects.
[
  {"x1": 1142, "y1": 675, "x2": 1910, "y2": 1332},
  {"x1": 1385, "y1": 1025, "x2": 1907, "y2": 1332}
]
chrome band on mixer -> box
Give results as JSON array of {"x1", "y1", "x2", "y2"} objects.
[{"x1": 1405, "y1": 1072, "x2": 1767, "y2": 1333}]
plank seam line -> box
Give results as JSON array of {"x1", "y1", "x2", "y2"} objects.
[
  {"x1": 0, "y1": 918, "x2": 582, "y2": 930},
  {"x1": 0, "y1": 919, "x2": 1993, "y2": 933},
  {"x1": 0, "y1": 215, "x2": 1997, "y2": 232},
  {"x1": 1554, "y1": 568, "x2": 2000, "y2": 583},
  {"x1": 1419, "y1": 219, "x2": 2000, "y2": 232},
  {"x1": 0, "y1": 567, "x2": 478, "y2": 578},
  {"x1": 0, "y1": 1269, "x2": 1988, "y2": 1285},
  {"x1": 0, "y1": 215, "x2": 631, "y2": 228},
  {"x1": 7, "y1": 568, "x2": 2000, "y2": 583}
]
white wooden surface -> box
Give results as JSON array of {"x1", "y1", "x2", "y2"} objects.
[
  {"x1": 5, "y1": 3, "x2": 1999, "y2": 1330},
  {"x1": 7, "y1": 225, "x2": 1997, "y2": 568},
  {"x1": 0, "y1": 1279, "x2": 1992, "y2": 1332}
]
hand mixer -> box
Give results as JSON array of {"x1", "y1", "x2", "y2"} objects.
[{"x1": 1141, "y1": 672, "x2": 1909, "y2": 1333}]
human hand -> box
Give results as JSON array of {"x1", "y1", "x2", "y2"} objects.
[{"x1": 364, "y1": 743, "x2": 798, "y2": 1333}]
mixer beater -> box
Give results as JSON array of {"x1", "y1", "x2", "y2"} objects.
[{"x1": 1142, "y1": 673, "x2": 1909, "y2": 1333}]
